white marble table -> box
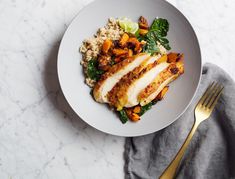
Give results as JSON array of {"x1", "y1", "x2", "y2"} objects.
[{"x1": 0, "y1": 0, "x2": 234, "y2": 178}]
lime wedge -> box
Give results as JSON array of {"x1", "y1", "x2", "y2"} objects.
[{"x1": 118, "y1": 17, "x2": 139, "y2": 34}]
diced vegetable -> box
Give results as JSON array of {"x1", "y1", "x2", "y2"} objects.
[
  {"x1": 130, "y1": 113, "x2": 140, "y2": 122},
  {"x1": 127, "y1": 37, "x2": 142, "y2": 53},
  {"x1": 138, "y1": 16, "x2": 149, "y2": 29},
  {"x1": 102, "y1": 39, "x2": 113, "y2": 54},
  {"x1": 126, "y1": 109, "x2": 140, "y2": 122},
  {"x1": 119, "y1": 33, "x2": 129, "y2": 47},
  {"x1": 133, "y1": 106, "x2": 141, "y2": 113},
  {"x1": 167, "y1": 53, "x2": 184, "y2": 63},
  {"x1": 112, "y1": 48, "x2": 128, "y2": 56}
]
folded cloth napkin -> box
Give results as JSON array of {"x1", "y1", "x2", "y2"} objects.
[{"x1": 125, "y1": 63, "x2": 235, "y2": 179}]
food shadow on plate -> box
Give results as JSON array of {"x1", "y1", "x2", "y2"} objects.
[{"x1": 43, "y1": 40, "x2": 109, "y2": 137}]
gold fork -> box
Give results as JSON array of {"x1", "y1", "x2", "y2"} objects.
[{"x1": 159, "y1": 82, "x2": 224, "y2": 179}]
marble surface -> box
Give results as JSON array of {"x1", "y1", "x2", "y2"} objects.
[{"x1": 0, "y1": 0, "x2": 234, "y2": 178}]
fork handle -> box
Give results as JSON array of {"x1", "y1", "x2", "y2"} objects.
[{"x1": 159, "y1": 121, "x2": 200, "y2": 179}]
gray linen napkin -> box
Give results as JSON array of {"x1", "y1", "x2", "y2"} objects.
[{"x1": 125, "y1": 63, "x2": 235, "y2": 179}]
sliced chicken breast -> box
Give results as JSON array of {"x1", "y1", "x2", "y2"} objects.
[
  {"x1": 139, "y1": 60, "x2": 184, "y2": 106},
  {"x1": 93, "y1": 53, "x2": 150, "y2": 103},
  {"x1": 125, "y1": 62, "x2": 169, "y2": 107},
  {"x1": 108, "y1": 55, "x2": 168, "y2": 110}
]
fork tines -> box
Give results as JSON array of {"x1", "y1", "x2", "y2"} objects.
[{"x1": 197, "y1": 82, "x2": 224, "y2": 110}]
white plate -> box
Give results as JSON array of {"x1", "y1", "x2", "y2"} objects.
[{"x1": 58, "y1": 0, "x2": 201, "y2": 137}]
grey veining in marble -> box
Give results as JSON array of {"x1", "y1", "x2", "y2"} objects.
[{"x1": 0, "y1": 0, "x2": 234, "y2": 178}]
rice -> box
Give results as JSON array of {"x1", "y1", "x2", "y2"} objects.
[{"x1": 79, "y1": 18, "x2": 124, "y2": 87}]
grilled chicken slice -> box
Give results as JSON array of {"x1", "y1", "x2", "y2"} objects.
[
  {"x1": 93, "y1": 53, "x2": 150, "y2": 103},
  {"x1": 139, "y1": 59, "x2": 184, "y2": 106},
  {"x1": 125, "y1": 62, "x2": 169, "y2": 107},
  {"x1": 107, "y1": 55, "x2": 168, "y2": 110}
]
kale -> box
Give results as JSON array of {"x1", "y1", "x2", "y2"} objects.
[
  {"x1": 118, "y1": 109, "x2": 129, "y2": 124},
  {"x1": 142, "y1": 18, "x2": 171, "y2": 55},
  {"x1": 139, "y1": 99, "x2": 159, "y2": 116},
  {"x1": 139, "y1": 102, "x2": 153, "y2": 116},
  {"x1": 143, "y1": 33, "x2": 160, "y2": 54},
  {"x1": 87, "y1": 59, "x2": 104, "y2": 81}
]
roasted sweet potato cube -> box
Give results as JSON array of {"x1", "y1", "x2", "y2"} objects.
[
  {"x1": 125, "y1": 109, "x2": 140, "y2": 122},
  {"x1": 167, "y1": 53, "x2": 184, "y2": 63},
  {"x1": 130, "y1": 113, "x2": 140, "y2": 122},
  {"x1": 102, "y1": 39, "x2": 113, "y2": 54},
  {"x1": 112, "y1": 48, "x2": 128, "y2": 56},
  {"x1": 138, "y1": 16, "x2": 149, "y2": 29},
  {"x1": 133, "y1": 106, "x2": 141, "y2": 114},
  {"x1": 119, "y1": 33, "x2": 129, "y2": 47},
  {"x1": 167, "y1": 53, "x2": 179, "y2": 62},
  {"x1": 127, "y1": 37, "x2": 141, "y2": 53},
  {"x1": 157, "y1": 86, "x2": 169, "y2": 100},
  {"x1": 139, "y1": 29, "x2": 148, "y2": 36}
]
